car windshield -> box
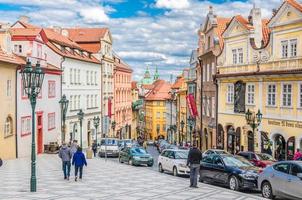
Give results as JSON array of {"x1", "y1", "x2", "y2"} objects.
[
  {"x1": 175, "y1": 151, "x2": 188, "y2": 159},
  {"x1": 131, "y1": 148, "x2": 146, "y2": 154},
  {"x1": 257, "y1": 153, "x2": 275, "y2": 161},
  {"x1": 101, "y1": 139, "x2": 118, "y2": 146},
  {"x1": 222, "y1": 156, "x2": 253, "y2": 167}
]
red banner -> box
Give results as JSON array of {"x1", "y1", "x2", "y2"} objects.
[
  {"x1": 186, "y1": 94, "x2": 198, "y2": 118},
  {"x1": 108, "y1": 99, "x2": 112, "y2": 118}
]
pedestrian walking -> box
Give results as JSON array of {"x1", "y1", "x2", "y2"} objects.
[
  {"x1": 70, "y1": 140, "x2": 78, "y2": 156},
  {"x1": 187, "y1": 142, "x2": 202, "y2": 188},
  {"x1": 72, "y1": 147, "x2": 87, "y2": 181},
  {"x1": 92, "y1": 141, "x2": 97, "y2": 157},
  {"x1": 294, "y1": 148, "x2": 302, "y2": 160},
  {"x1": 58, "y1": 142, "x2": 72, "y2": 180}
]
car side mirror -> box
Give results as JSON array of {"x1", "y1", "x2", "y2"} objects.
[{"x1": 297, "y1": 173, "x2": 302, "y2": 180}]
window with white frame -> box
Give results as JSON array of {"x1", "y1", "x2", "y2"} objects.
[
  {"x1": 77, "y1": 95, "x2": 81, "y2": 109},
  {"x1": 227, "y1": 84, "x2": 234, "y2": 103},
  {"x1": 6, "y1": 80, "x2": 11, "y2": 97},
  {"x1": 202, "y1": 65, "x2": 205, "y2": 82},
  {"x1": 70, "y1": 95, "x2": 73, "y2": 111},
  {"x1": 94, "y1": 71, "x2": 97, "y2": 85},
  {"x1": 212, "y1": 62, "x2": 215, "y2": 76},
  {"x1": 77, "y1": 69, "x2": 80, "y2": 84},
  {"x1": 70, "y1": 68, "x2": 73, "y2": 84},
  {"x1": 238, "y1": 48, "x2": 243, "y2": 64},
  {"x1": 48, "y1": 81, "x2": 56, "y2": 98},
  {"x1": 90, "y1": 71, "x2": 93, "y2": 84},
  {"x1": 90, "y1": 95, "x2": 93, "y2": 108},
  {"x1": 290, "y1": 39, "x2": 297, "y2": 57},
  {"x1": 73, "y1": 68, "x2": 77, "y2": 84},
  {"x1": 4, "y1": 116, "x2": 13, "y2": 137},
  {"x1": 246, "y1": 84, "x2": 255, "y2": 105},
  {"x1": 86, "y1": 71, "x2": 89, "y2": 85},
  {"x1": 48, "y1": 113, "x2": 55, "y2": 130},
  {"x1": 207, "y1": 64, "x2": 211, "y2": 82},
  {"x1": 282, "y1": 83, "x2": 292, "y2": 107},
  {"x1": 232, "y1": 49, "x2": 237, "y2": 64},
  {"x1": 267, "y1": 84, "x2": 276, "y2": 106},
  {"x1": 300, "y1": 84, "x2": 302, "y2": 108},
  {"x1": 21, "y1": 116, "x2": 31, "y2": 136},
  {"x1": 14, "y1": 44, "x2": 22, "y2": 53},
  {"x1": 87, "y1": 95, "x2": 90, "y2": 108},
  {"x1": 281, "y1": 40, "x2": 288, "y2": 58}
]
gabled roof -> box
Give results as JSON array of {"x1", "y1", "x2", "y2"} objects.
[
  {"x1": 66, "y1": 28, "x2": 108, "y2": 42},
  {"x1": 43, "y1": 28, "x2": 82, "y2": 49},
  {"x1": 12, "y1": 20, "x2": 39, "y2": 29},
  {"x1": 215, "y1": 17, "x2": 231, "y2": 49},
  {"x1": 10, "y1": 28, "x2": 42, "y2": 37},
  {"x1": 145, "y1": 79, "x2": 171, "y2": 101},
  {"x1": 262, "y1": 19, "x2": 270, "y2": 46},
  {"x1": 0, "y1": 48, "x2": 25, "y2": 65},
  {"x1": 171, "y1": 76, "x2": 184, "y2": 89}
]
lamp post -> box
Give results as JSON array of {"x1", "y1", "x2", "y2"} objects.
[
  {"x1": 59, "y1": 95, "x2": 69, "y2": 144},
  {"x1": 77, "y1": 109, "x2": 84, "y2": 148},
  {"x1": 245, "y1": 109, "x2": 262, "y2": 152},
  {"x1": 180, "y1": 120, "x2": 185, "y2": 145},
  {"x1": 188, "y1": 116, "x2": 195, "y2": 145},
  {"x1": 93, "y1": 116, "x2": 100, "y2": 147},
  {"x1": 20, "y1": 60, "x2": 45, "y2": 192}
]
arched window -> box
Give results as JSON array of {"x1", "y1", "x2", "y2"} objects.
[{"x1": 4, "y1": 116, "x2": 13, "y2": 137}]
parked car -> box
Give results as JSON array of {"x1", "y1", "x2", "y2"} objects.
[
  {"x1": 119, "y1": 147, "x2": 153, "y2": 167},
  {"x1": 158, "y1": 149, "x2": 190, "y2": 176},
  {"x1": 98, "y1": 138, "x2": 119, "y2": 157},
  {"x1": 238, "y1": 151, "x2": 276, "y2": 168},
  {"x1": 202, "y1": 149, "x2": 230, "y2": 157},
  {"x1": 158, "y1": 140, "x2": 169, "y2": 153},
  {"x1": 200, "y1": 154, "x2": 261, "y2": 191},
  {"x1": 258, "y1": 161, "x2": 302, "y2": 199}
]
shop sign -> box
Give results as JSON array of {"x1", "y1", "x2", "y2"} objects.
[{"x1": 268, "y1": 120, "x2": 302, "y2": 129}]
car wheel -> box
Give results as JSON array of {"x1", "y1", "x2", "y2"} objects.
[
  {"x1": 229, "y1": 175, "x2": 239, "y2": 191},
  {"x1": 129, "y1": 158, "x2": 134, "y2": 166},
  {"x1": 158, "y1": 163, "x2": 164, "y2": 173},
  {"x1": 119, "y1": 156, "x2": 123, "y2": 163},
  {"x1": 262, "y1": 181, "x2": 275, "y2": 199},
  {"x1": 147, "y1": 162, "x2": 153, "y2": 167},
  {"x1": 173, "y1": 166, "x2": 178, "y2": 176}
]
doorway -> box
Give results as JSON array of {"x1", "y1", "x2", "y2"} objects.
[
  {"x1": 274, "y1": 134, "x2": 286, "y2": 161},
  {"x1": 37, "y1": 113, "x2": 43, "y2": 154}
]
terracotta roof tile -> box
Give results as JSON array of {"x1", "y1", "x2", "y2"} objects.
[
  {"x1": 10, "y1": 28, "x2": 42, "y2": 37},
  {"x1": 262, "y1": 19, "x2": 270, "y2": 46},
  {"x1": 131, "y1": 81, "x2": 138, "y2": 90},
  {"x1": 43, "y1": 28, "x2": 82, "y2": 49},
  {"x1": 171, "y1": 76, "x2": 184, "y2": 89},
  {"x1": 16, "y1": 20, "x2": 39, "y2": 29},
  {"x1": 145, "y1": 80, "x2": 171, "y2": 101},
  {"x1": 77, "y1": 43, "x2": 101, "y2": 53},
  {"x1": 268, "y1": 0, "x2": 302, "y2": 23},
  {"x1": 215, "y1": 17, "x2": 231, "y2": 49},
  {"x1": 66, "y1": 28, "x2": 108, "y2": 42},
  {"x1": 0, "y1": 48, "x2": 25, "y2": 65}
]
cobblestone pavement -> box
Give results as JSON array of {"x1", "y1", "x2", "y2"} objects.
[{"x1": 0, "y1": 154, "x2": 264, "y2": 200}]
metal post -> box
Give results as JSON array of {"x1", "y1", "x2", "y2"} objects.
[{"x1": 30, "y1": 94, "x2": 37, "y2": 192}]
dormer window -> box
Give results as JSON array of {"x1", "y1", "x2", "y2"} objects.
[{"x1": 232, "y1": 48, "x2": 243, "y2": 64}]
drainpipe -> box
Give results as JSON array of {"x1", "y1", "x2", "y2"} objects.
[
  {"x1": 60, "y1": 57, "x2": 65, "y2": 143},
  {"x1": 15, "y1": 67, "x2": 19, "y2": 158},
  {"x1": 198, "y1": 58, "x2": 203, "y2": 150}
]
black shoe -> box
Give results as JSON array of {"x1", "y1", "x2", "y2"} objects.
[
  {"x1": 64, "y1": 177, "x2": 67, "y2": 180},
  {"x1": 75, "y1": 177, "x2": 77, "y2": 182}
]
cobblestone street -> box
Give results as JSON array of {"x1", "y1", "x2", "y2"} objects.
[{"x1": 0, "y1": 154, "x2": 264, "y2": 200}]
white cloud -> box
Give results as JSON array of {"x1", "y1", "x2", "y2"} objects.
[
  {"x1": 155, "y1": 0, "x2": 190, "y2": 10},
  {"x1": 79, "y1": 7, "x2": 109, "y2": 23}
]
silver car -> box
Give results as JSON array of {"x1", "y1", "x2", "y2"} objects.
[{"x1": 258, "y1": 161, "x2": 302, "y2": 199}]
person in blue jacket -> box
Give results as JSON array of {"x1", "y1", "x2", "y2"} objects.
[{"x1": 72, "y1": 147, "x2": 87, "y2": 181}]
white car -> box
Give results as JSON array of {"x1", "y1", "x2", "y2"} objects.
[
  {"x1": 99, "y1": 138, "x2": 119, "y2": 157},
  {"x1": 158, "y1": 149, "x2": 190, "y2": 176},
  {"x1": 202, "y1": 149, "x2": 230, "y2": 158}
]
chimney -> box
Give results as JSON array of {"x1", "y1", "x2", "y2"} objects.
[
  {"x1": 53, "y1": 26, "x2": 62, "y2": 34},
  {"x1": 19, "y1": 15, "x2": 29, "y2": 23},
  {"x1": 249, "y1": 4, "x2": 263, "y2": 48}
]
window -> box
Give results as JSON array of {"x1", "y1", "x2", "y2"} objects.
[
  {"x1": 48, "y1": 81, "x2": 56, "y2": 98},
  {"x1": 48, "y1": 113, "x2": 55, "y2": 130},
  {"x1": 163, "y1": 112, "x2": 166, "y2": 119},
  {"x1": 90, "y1": 71, "x2": 93, "y2": 85},
  {"x1": 87, "y1": 95, "x2": 90, "y2": 108},
  {"x1": 70, "y1": 95, "x2": 73, "y2": 111},
  {"x1": 238, "y1": 48, "x2": 243, "y2": 64},
  {"x1": 21, "y1": 116, "x2": 31, "y2": 136},
  {"x1": 77, "y1": 69, "x2": 80, "y2": 84},
  {"x1": 207, "y1": 64, "x2": 211, "y2": 82},
  {"x1": 157, "y1": 101, "x2": 160, "y2": 106},
  {"x1": 156, "y1": 112, "x2": 160, "y2": 119},
  {"x1": 14, "y1": 44, "x2": 22, "y2": 53},
  {"x1": 202, "y1": 96, "x2": 205, "y2": 115},
  {"x1": 212, "y1": 62, "x2": 215, "y2": 76},
  {"x1": 207, "y1": 98, "x2": 210, "y2": 117},
  {"x1": 73, "y1": 68, "x2": 77, "y2": 84},
  {"x1": 6, "y1": 80, "x2": 11, "y2": 97},
  {"x1": 267, "y1": 84, "x2": 276, "y2": 106},
  {"x1": 37, "y1": 44, "x2": 42, "y2": 58},
  {"x1": 78, "y1": 95, "x2": 81, "y2": 109},
  {"x1": 300, "y1": 84, "x2": 302, "y2": 108},
  {"x1": 290, "y1": 39, "x2": 297, "y2": 57},
  {"x1": 273, "y1": 163, "x2": 290, "y2": 174},
  {"x1": 4, "y1": 116, "x2": 13, "y2": 137},
  {"x1": 282, "y1": 84, "x2": 292, "y2": 107},
  {"x1": 90, "y1": 95, "x2": 93, "y2": 108},
  {"x1": 156, "y1": 124, "x2": 160, "y2": 132},
  {"x1": 232, "y1": 49, "x2": 237, "y2": 64},
  {"x1": 281, "y1": 40, "x2": 288, "y2": 58},
  {"x1": 227, "y1": 84, "x2": 234, "y2": 103},
  {"x1": 86, "y1": 71, "x2": 89, "y2": 85},
  {"x1": 202, "y1": 64, "x2": 206, "y2": 82},
  {"x1": 94, "y1": 71, "x2": 97, "y2": 85},
  {"x1": 70, "y1": 69, "x2": 73, "y2": 84},
  {"x1": 291, "y1": 164, "x2": 302, "y2": 176},
  {"x1": 246, "y1": 84, "x2": 255, "y2": 105}
]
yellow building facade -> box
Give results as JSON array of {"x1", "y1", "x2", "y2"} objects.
[{"x1": 216, "y1": 0, "x2": 302, "y2": 160}]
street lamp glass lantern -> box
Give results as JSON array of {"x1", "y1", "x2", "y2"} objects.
[
  {"x1": 93, "y1": 116, "x2": 100, "y2": 127},
  {"x1": 77, "y1": 109, "x2": 84, "y2": 121},
  {"x1": 245, "y1": 109, "x2": 252, "y2": 123},
  {"x1": 256, "y1": 109, "x2": 262, "y2": 124},
  {"x1": 33, "y1": 62, "x2": 44, "y2": 94},
  {"x1": 59, "y1": 94, "x2": 69, "y2": 116},
  {"x1": 21, "y1": 60, "x2": 33, "y2": 96}
]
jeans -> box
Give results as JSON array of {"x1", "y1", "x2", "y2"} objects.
[
  {"x1": 62, "y1": 161, "x2": 71, "y2": 178},
  {"x1": 75, "y1": 166, "x2": 83, "y2": 178},
  {"x1": 190, "y1": 164, "x2": 200, "y2": 187}
]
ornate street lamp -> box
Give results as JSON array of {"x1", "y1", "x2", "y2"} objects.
[
  {"x1": 93, "y1": 116, "x2": 100, "y2": 147},
  {"x1": 20, "y1": 60, "x2": 45, "y2": 192},
  {"x1": 77, "y1": 109, "x2": 84, "y2": 148},
  {"x1": 245, "y1": 109, "x2": 262, "y2": 152},
  {"x1": 59, "y1": 95, "x2": 69, "y2": 144},
  {"x1": 188, "y1": 116, "x2": 195, "y2": 145},
  {"x1": 180, "y1": 120, "x2": 185, "y2": 144}
]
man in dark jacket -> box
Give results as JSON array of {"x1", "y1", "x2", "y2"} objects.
[
  {"x1": 92, "y1": 141, "x2": 97, "y2": 157},
  {"x1": 72, "y1": 147, "x2": 87, "y2": 181},
  {"x1": 59, "y1": 142, "x2": 73, "y2": 180},
  {"x1": 187, "y1": 142, "x2": 202, "y2": 188}
]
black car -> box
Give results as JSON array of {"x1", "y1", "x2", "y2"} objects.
[{"x1": 200, "y1": 154, "x2": 261, "y2": 191}]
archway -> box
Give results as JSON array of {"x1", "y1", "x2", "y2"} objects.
[
  {"x1": 287, "y1": 136, "x2": 295, "y2": 160},
  {"x1": 274, "y1": 134, "x2": 286, "y2": 161},
  {"x1": 247, "y1": 131, "x2": 254, "y2": 152},
  {"x1": 217, "y1": 124, "x2": 224, "y2": 149},
  {"x1": 261, "y1": 131, "x2": 272, "y2": 155}
]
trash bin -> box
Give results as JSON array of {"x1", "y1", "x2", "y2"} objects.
[{"x1": 86, "y1": 149, "x2": 93, "y2": 159}]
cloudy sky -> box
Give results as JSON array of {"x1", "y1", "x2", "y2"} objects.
[{"x1": 0, "y1": 0, "x2": 288, "y2": 81}]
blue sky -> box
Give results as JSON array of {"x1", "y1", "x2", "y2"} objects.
[{"x1": 0, "y1": 0, "x2": 283, "y2": 81}]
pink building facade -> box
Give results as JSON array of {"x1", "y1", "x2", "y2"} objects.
[{"x1": 113, "y1": 55, "x2": 133, "y2": 139}]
